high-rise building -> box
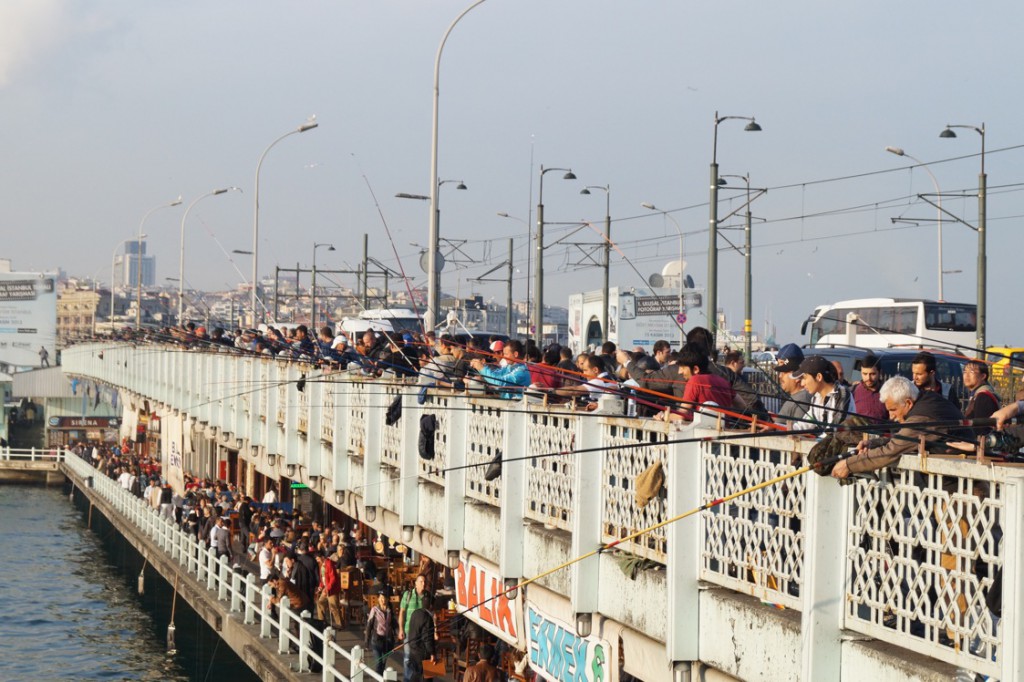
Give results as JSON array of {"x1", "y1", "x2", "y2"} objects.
[{"x1": 118, "y1": 241, "x2": 156, "y2": 288}]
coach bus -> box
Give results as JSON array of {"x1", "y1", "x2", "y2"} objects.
[{"x1": 801, "y1": 298, "x2": 976, "y2": 351}]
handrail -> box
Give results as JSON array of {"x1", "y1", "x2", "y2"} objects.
[{"x1": 62, "y1": 450, "x2": 397, "y2": 681}]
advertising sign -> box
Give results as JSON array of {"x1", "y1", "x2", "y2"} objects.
[
  {"x1": 454, "y1": 555, "x2": 523, "y2": 646},
  {"x1": 524, "y1": 602, "x2": 611, "y2": 682},
  {"x1": 0, "y1": 272, "x2": 57, "y2": 368}
]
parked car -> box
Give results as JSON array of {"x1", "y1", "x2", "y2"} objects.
[{"x1": 801, "y1": 345, "x2": 979, "y2": 410}]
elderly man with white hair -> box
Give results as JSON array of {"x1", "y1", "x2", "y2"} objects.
[{"x1": 832, "y1": 375, "x2": 970, "y2": 479}]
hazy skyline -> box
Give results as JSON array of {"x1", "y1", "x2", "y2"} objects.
[{"x1": 2, "y1": 1, "x2": 1023, "y2": 344}]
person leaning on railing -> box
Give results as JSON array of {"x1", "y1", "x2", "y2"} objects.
[{"x1": 831, "y1": 375, "x2": 971, "y2": 480}]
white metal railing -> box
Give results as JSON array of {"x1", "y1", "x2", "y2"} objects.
[
  {"x1": 418, "y1": 391, "x2": 452, "y2": 485},
  {"x1": 600, "y1": 419, "x2": 672, "y2": 563},
  {"x1": 845, "y1": 456, "x2": 1008, "y2": 679},
  {"x1": 525, "y1": 410, "x2": 580, "y2": 531},
  {"x1": 699, "y1": 433, "x2": 811, "y2": 610},
  {"x1": 0, "y1": 447, "x2": 65, "y2": 462},
  {"x1": 60, "y1": 342, "x2": 1024, "y2": 681},
  {"x1": 465, "y1": 399, "x2": 504, "y2": 506},
  {"x1": 62, "y1": 450, "x2": 396, "y2": 682}
]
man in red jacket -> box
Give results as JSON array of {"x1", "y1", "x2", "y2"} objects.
[{"x1": 315, "y1": 553, "x2": 343, "y2": 627}]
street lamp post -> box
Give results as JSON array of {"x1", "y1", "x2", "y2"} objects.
[
  {"x1": 311, "y1": 242, "x2": 336, "y2": 327},
  {"x1": 498, "y1": 211, "x2": 529, "y2": 333},
  {"x1": 179, "y1": 187, "x2": 241, "y2": 325},
  {"x1": 136, "y1": 197, "x2": 182, "y2": 329},
  {"x1": 709, "y1": 111, "x2": 761, "y2": 345},
  {"x1": 940, "y1": 123, "x2": 986, "y2": 351},
  {"x1": 428, "y1": 0, "x2": 490, "y2": 335},
  {"x1": 641, "y1": 203, "x2": 686, "y2": 348},
  {"x1": 885, "y1": 147, "x2": 945, "y2": 300},
  {"x1": 719, "y1": 174, "x2": 757, "y2": 360},
  {"x1": 535, "y1": 165, "x2": 577, "y2": 346},
  {"x1": 581, "y1": 185, "x2": 611, "y2": 343},
  {"x1": 252, "y1": 117, "x2": 318, "y2": 326}
]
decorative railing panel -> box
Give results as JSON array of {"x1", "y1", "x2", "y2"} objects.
[
  {"x1": 380, "y1": 382, "x2": 406, "y2": 468},
  {"x1": 845, "y1": 458, "x2": 1007, "y2": 679},
  {"x1": 525, "y1": 411, "x2": 580, "y2": 531},
  {"x1": 465, "y1": 400, "x2": 504, "y2": 507},
  {"x1": 347, "y1": 380, "x2": 368, "y2": 457},
  {"x1": 275, "y1": 377, "x2": 287, "y2": 427},
  {"x1": 601, "y1": 420, "x2": 671, "y2": 562},
  {"x1": 321, "y1": 373, "x2": 336, "y2": 443},
  {"x1": 418, "y1": 391, "x2": 452, "y2": 485},
  {"x1": 700, "y1": 435, "x2": 807, "y2": 610}
]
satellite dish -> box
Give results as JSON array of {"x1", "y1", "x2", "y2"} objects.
[
  {"x1": 648, "y1": 273, "x2": 665, "y2": 288},
  {"x1": 418, "y1": 250, "x2": 447, "y2": 274},
  {"x1": 684, "y1": 274, "x2": 695, "y2": 289}
]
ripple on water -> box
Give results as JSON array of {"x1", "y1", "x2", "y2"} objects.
[{"x1": 0, "y1": 487, "x2": 191, "y2": 682}]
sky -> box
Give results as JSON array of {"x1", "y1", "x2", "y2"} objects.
[{"x1": 2, "y1": 0, "x2": 1023, "y2": 345}]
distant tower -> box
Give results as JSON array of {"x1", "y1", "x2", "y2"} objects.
[{"x1": 120, "y1": 241, "x2": 156, "y2": 288}]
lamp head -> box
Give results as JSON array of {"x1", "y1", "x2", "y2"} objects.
[
  {"x1": 744, "y1": 120, "x2": 762, "y2": 132},
  {"x1": 717, "y1": 178, "x2": 728, "y2": 186},
  {"x1": 885, "y1": 146, "x2": 905, "y2": 156},
  {"x1": 939, "y1": 127, "x2": 957, "y2": 139},
  {"x1": 641, "y1": 202, "x2": 657, "y2": 211},
  {"x1": 171, "y1": 196, "x2": 183, "y2": 207},
  {"x1": 456, "y1": 182, "x2": 467, "y2": 190},
  {"x1": 580, "y1": 188, "x2": 591, "y2": 195},
  {"x1": 328, "y1": 245, "x2": 336, "y2": 252},
  {"x1": 298, "y1": 115, "x2": 318, "y2": 133},
  {"x1": 563, "y1": 171, "x2": 577, "y2": 180}
]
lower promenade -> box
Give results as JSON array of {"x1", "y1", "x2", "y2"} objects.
[{"x1": 58, "y1": 342, "x2": 1024, "y2": 682}]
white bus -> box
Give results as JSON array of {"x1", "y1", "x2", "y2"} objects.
[{"x1": 801, "y1": 298, "x2": 976, "y2": 351}]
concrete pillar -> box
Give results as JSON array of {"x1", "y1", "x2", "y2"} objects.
[
  {"x1": 799, "y1": 474, "x2": 848, "y2": 680},
  {"x1": 500, "y1": 407, "x2": 528, "y2": 581},
  {"x1": 666, "y1": 421, "x2": 702, "y2": 662}
]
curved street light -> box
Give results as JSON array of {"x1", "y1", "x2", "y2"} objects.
[
  {"x1": 179, "y1": 187, "x2": 242, "y2": 324},
  {"x1": 535, "y1": 166, "x2": 577, "y2": 345},
  {"x1": 251, "y1": 116, "x2": 319, "y2": 325},
  {"x1": 939, "y1": 122, "x2": 987, "y2": 351},
  {"x1": 428, "y1": 0, "x2": 490, "y2": 334},
  {"x1": 709, "y1": 111, "x2": 761, "y2": 344},
  {"x1": 581, "y1": 185, "x2": 611, "y2": 343},
  {"x1": 136, "y1": 196, "x2": 183, "y2": 328},
  {"x1": 311, "y1": 242, "x2": 336, "y2": 327}
]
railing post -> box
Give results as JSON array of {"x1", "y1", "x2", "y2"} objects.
[
  {"x1": 499, "y1": 407, "x2": 528, "y2": 582},
  {"x1": 570, "y1": 412, "x2": 603, "y2": 620},
  {"x1": 666, "y1": 420, "x2": 703, "y2": 663},
  {"x1": 261, "y1": 582, "x2": 274, "y2": 638},
  {"x1": 444, "y1": 392, "x2": 469, "y2": 558},
  {"x1": 245, "y1": 574, "x2": 258, "y2": 625},
  {"x1": 363, "y1": 384, "x2": 383, "y2": 513},
  {"x1": 298, "y1": 609, "x2": 311, "y2": 672},
  {"x1": 800, "y1": 471, "x2": 848, "y2": 680},
  {"x1": 350, "y1": 644, "x2": 364, "y2": 682},
  {"x1": 399, "y1": 386, "x2": 421, "y2": 532},
  {"x1": 1000, "y1": 474, "x2": 1024, "y2": 680},
  {"x1": 322, "y1": 635, "x2": 336, "y2": 681},
  {"x1": 218, "y1": 555, "x2": 230, "y2": 600},
  {"x1": 278, "y1": 598, "x2": 291, "y2": 653},
  {"x1": 308, "y1": 371, "x2": 324, "y2": 478},
  {"x1": 207, "y1": 547, "x2": 217, "y2": 590},
  {"x1": 231, "y1": 568, "x2": 243, "y2": 612}
]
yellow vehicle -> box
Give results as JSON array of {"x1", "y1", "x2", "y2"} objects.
[{"x1": 986, "y1": 346, "x2": 1024, "y2": 378}]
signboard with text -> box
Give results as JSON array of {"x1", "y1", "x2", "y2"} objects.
[
  {"x1": 0, "y1": 272, "x2": 57, "y2": 368},
  {"x1": 454, "y1": 555, "x2": 523, "y2": 646},
  {"x1": 524, "y1": 602, "x2": 611, "y2": 682}
]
